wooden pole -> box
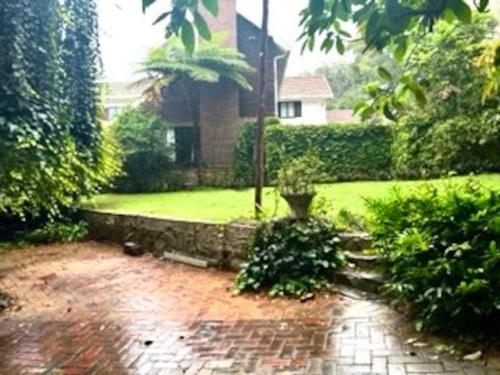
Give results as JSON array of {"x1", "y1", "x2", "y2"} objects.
[{"x1": 254, "y1": 0, "x2": 269, "y2": 217}]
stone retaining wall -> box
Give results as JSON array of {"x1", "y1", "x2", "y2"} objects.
[
  {"x1": 82, "y1": 210, "x2": 254, "y2": 270},
  {"x1": 82, "y1": 210, "x2": 372, "y2": 271}
]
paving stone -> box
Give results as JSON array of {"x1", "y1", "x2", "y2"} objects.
[
  {"x1": 0, "y1": 242, "x2": 498, "y2": 375},
  {"x1": 405, "y1": 363, "x2": 444, "y2": 372}
]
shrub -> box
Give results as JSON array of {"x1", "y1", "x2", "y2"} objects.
[
  {"x1": 111, "y1": 106, "x2": 184, "y2": 192},
  {"x1": 276, "y1": 153, "x2": 321, "y2": 196},
  {"x1": 234, "y1": 123, "x2": 393, "y2": 187},
  {"x1": 392, "y1": 112, "x2": 500, "y2": 179},
  {"x1": 366, "y1": 181, "x2": 500, "y2": 332},
  {"x1": 22, "y1": 221, "x2": 89, "y2": 244},
  {"x1": 236, "y1": 218, "x2": 345, "y2": 297}
]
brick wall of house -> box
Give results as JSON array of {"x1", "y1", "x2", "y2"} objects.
[
  {"x1": 160, "y1": 1, "x2": 289, "y2": 174},
  {"x1": 161, "y1": 80, "x2": 193, "y2": 124},
  {"x1": 238, "y1": 15, "x2": 288, "y2": 118},
  {"x1": 198, "y1": 0, "x2": 240, "y2": 168}
]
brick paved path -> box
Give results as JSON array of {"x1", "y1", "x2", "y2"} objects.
[{"x1": 0, "y1": 242, "x2": 498, "y2": 375}]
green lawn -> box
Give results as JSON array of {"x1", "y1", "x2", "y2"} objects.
[{"x1": 84, "y1": 174, "x2": 500, "y2": 223}]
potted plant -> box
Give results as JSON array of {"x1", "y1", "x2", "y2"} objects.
[{"x1": 277, "y1": 153, "x2": 322, "y2": 218}]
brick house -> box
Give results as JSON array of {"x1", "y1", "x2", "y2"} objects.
[{"x1": 160, "y1": 0, "x2": 289, "y2": 183}]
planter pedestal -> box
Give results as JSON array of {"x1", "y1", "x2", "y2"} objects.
[{"x1": 281, "y1": 192, "x2": 316, "y2": 218}]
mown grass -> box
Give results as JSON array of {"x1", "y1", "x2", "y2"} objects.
[{"x1": 84, "y1": 174, "x2": 500, "y2": 223}]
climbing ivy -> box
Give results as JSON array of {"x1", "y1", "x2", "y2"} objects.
[{"x1": 0, "y1": 0, "x2": 120, "y2": 222}]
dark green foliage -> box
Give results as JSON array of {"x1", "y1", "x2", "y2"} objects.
[
  {"x1": 62, "y1": 0, "x2": 102, "y2": 152},
  {"x1": 366, "y1": 181, "x2": 500, "y2": 332},
  {"x1": 112, "y1": 107, "x2": 183, "y2": 193},
  {"x1": 236, "y1": 218, "x2": 345, "y2": 297},
  {"x1": 391, "y1": 16, "x2": 500, "y2": 178},
  {"x1": 22, "y1": 221, "x2": 88, "y2": 244},
  {"x1": 234, "y1": 123, "x2": 393, "y2": 187},
  {"x1": 393, "y1": 111, "x2": 500, "y2": 178},
  {"x1": 0, "y1": 0, "x2": 119, "y2": 221}
]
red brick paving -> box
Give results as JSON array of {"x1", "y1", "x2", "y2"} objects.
[{"x1": 0, "y1": 242, "x2": 499, "y2": 374}]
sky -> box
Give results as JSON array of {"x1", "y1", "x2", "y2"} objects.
[{"x1": 97, "y1": 0, "x2": 354, "y2": 82}]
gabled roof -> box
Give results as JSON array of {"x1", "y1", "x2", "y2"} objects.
[
  {"x1": 279, "y1": 75, "x2": 334, "y2": 101},
  {"x1": 236, "y1": 13, "x2": 288, "y2": 54}
]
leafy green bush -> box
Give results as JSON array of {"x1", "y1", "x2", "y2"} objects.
[
  {"x1": 22, "y1": 221, "x2": 88, "y2": 244},
  {"x1": 392, "y1": 111, "x2": 500, "y2": 179},
  {"x1": 234, "y1": 123, "x2": 393, "y2": 187},
  {"x1": 276, "y1": 153, "x2": 322, "y2": 196},
  {"x1": 366, "y1": 181, "x2": 500, "y2": 332},
  {"x1": 391, "y1": 16, "x2": 500, "y2": 179},
  {"x1": 111, "y1": 106, "x2": 184, "y2": 192},
  {"x1": 236, "y1": 218, "x2": 345, "y2": 297}
]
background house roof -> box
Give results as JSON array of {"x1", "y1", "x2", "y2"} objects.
[
  {"x1": 102, "y1": 81, "x2": 146, "y2": 105},
  {"x1": 279, "y1": 75, "x2": 334, "y2": 101},
  {"x1": 327, "y1": 109, "x2": 358, "y2": 123}
]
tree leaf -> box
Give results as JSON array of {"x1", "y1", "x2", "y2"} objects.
[
  {"x1": 478, "y1": 0, "x2": 489, "y2": 12},
  {"x1": 365, "y1": 11, "x2": 380, "y2": 45},
  {"x1": 181, "y1": 21, "x2": 195, "y2": 54},
  {"x1": 194, "y1": 12, "x2": 211, "y2": 40},
  {"x1": 202, "y1": 0, "x2": 219, "y2": 17},
  {"x1": 153, "y1": 12, "x2": 170, "y2": 26},
  {"x1": 142, "y1": 0, "x2": 157, "y2": 12},
  {"x1": 383, "y1": 104, "x2": 397, "y2": 121},
  {"x1": 310, "y1": 0, "x2": 325, "y2": 17},
  {"x1": 447, "y1": 0, "x2": 472, "y2": 23},
  {"x1": 336, "y1": 37, "x2": 345, "y2": 54},
  {"x1": 378, "y1": 66, "x2": 392, "y2": 80},
  {"x1": 408, "y1": 82, "x2": 427, "y2": 106},
  {"x1": 394, "y1": 38, "x2": 407, "y2": 61}
]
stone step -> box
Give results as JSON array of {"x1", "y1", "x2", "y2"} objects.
[
  {"x1": 328, "y1": 284, "x2": 381, "y2": 301},
  {"x1": 332, "y1": 269, "x2": 386, "y2": 294},
  {"x1": 344, "y1": 251, "x2": 383, "y2": 269},
  {"x1": 338, "y1": 232, "x2": 372, "y2": 253}
]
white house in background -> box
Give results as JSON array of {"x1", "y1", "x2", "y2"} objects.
[
  {"x1": 101, "y1": 82, "x2": 144, "y2": 122},
  {"x1": 278, "y1": 75, "x2": 333, "y2": 125}
]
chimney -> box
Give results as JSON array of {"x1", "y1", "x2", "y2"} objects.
[{"x1": 200, "y1": 0, "x2": 237, "y2": 47}]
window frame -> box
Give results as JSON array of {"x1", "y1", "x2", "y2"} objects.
[{"x1": 279, "y1": 101, "x2": 302, "y2": 119}]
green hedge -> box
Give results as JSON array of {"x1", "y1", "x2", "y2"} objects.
[{"x1": 234, "y1": 123, "x2": 393, "y2": 187}]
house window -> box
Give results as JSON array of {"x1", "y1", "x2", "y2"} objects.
[
  {"x1": 174, "y1": 127, "x2": 195, "y2": 166},
  {"x1": 279, "y1": 101, "x2": 302, "y2": 118}
]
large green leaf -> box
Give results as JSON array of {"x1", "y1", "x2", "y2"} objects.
[
  {"x1": 181, "y1": 21, "x2": 195, "y2": 54},
  {"x1": 194, "y1": 12, "x2": 211, "y2": 40},
  {"x1": 447, "y1": 0, "x2": 472, "y2": 23},
  {"x1": 202, "y1": 0, "x2": 219, "y2": 17}
]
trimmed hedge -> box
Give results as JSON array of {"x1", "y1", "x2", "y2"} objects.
[{"x1": 234, "y1": 123, "x2": 393, "y2": 187}]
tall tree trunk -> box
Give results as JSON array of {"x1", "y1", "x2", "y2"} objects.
[{"x1": 254, "y1": 0, "x2": 269, "y2": 217}]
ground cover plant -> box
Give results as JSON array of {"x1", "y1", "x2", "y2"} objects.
[
  {"x1": 85, "y1": 174, "x2": 500, "y2": 223},
  {"x1": 236, "y1": 218, "x2": 345, "y2": 297},
  {"x1": 366, "y1": 180, "x2": 500, "y2": 333}
]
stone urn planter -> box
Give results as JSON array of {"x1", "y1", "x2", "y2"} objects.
[{"x1": 281, "y1": 192, "x2": 316, "y2": 219}]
